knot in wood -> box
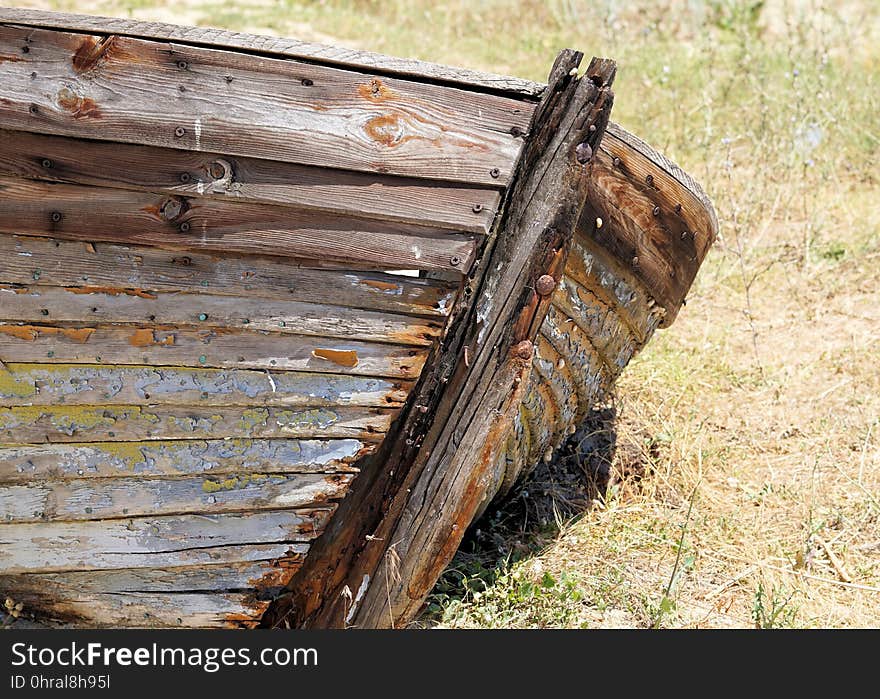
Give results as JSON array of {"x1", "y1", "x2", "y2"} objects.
[
  {"x1": 535, "y1": 274, "x2": 556, "y2": 296},
  {"x1": 575, "y1": 142, "x2": 593, "y2": 164},
  {"x1": 160, "y1": 197, "x2": 184, "y2": 221},
  {"x1": 513, "y1": 340, "x2": 533, "y2": 361}
]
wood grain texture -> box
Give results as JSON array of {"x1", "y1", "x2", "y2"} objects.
[
  {"x1": 0, "y1": 323, "x2": 428, "y2": 379},
  {"x1": 0, "y1": 404, "x2": 395, "y2": 443},
  {"x1": 0, "y1": 128, "x2": 500, "y2": 234},
  {"x1": 0, "y1": 509, "x2": 328, "y2": 573},
  {"x1": 0, "y1": 557, "x2": 303, "y2": 627},
  {"x1": 0, "y1": 177, "x2": 477, "y2": 273},
  {"x1": 588, "y1": 123, "x2": 718, "y2": 324},
  {"x1": 269, "y1": 53, "x2": 616, "y2": 629},
  {"x1": 0, "y1": 363, "x2": 412, "y2": 408},
  {"x1": 0, "y1": 26, "x2": 529, "y2": 185},
  {"x1": 0, "y1": 7, "x2": 545, "y2": 97},
  {"x1": 0, "y1": 235, "x2": 458, "y2": 318},
  {"x1": 0, "y1": 284, "x2": 444, "y2": 346},
  {"x1": 0, "y1": 472, "x2": 354, "y2": 523},
  {"x1": 0, "y1": 438, "x2": 369, "y2": 482}
]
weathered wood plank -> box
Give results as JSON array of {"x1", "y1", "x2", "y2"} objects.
[
  {"x1": 270, "y1": 54, "x2": 616, "y2": 629},
  {"x1": 0, "y1": 438, "x2": 369, "y2": 482},
  {"x1": 0, "y1": 472, "x2": 354, "y2": 523},
  {"x1": 0, "y1": 177, "x2": 477, "y2": 273},
  {"x1": 0, "y1": 26, "x2": 527, "y2": 185},
  {"x1": 0, "y1": 405, "x2": 395, "y2": 443},
  {"x1": 0, "y1": 8, "x2": 545, "y2": 97},
  {"x1": 2, "y1": 558, "x2": 302, "y2": 626},
  {"x1": 0, "y1": 129, "x2": 499, "y2": 234},
  {"x1": 0, "y1": 323, "x2": 428, "y2": 379},
  {"x1": 0, "y1": 235, "x2": 457, "y2": 318},
  {"x1": 0, "y1": 509, "x2": 327, "y2": 573},
  {"x1": 0, "y1": 284, "x2": 444, "y2": 346},
  {"x1": 0, "y1": 363, "x2": 412, "y2": 408},
  {"x1": 589, "y1": 124, "x2": 718, "y2": 324}
]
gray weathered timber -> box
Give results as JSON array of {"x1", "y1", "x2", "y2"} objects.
[
  {"x1": 0, "y1": 438, "x2": 369, "y2": 482},
  {"x1": 0, "y1": 235, "x2": 457, "y2": 318},
  {"x1": 0, "y1": 509, "x2": 328, "y2": 573},
  {"x1": 0, "y1": 26, "x2": 529, "y2": 185},
  {"x1": 0, "y1": 284, "x2": 444, "y2": 346},
  {"x1": 270, "y1": 52, "x2": 616, "y2": 629},
  {"x1": 0, "y1": 405, "x2": 395, "y2": 443},
  {"x1": 0, "y1": 129, "x2": 500, "y2": 234},
  {"x1": 0, "y1": 363, "x2": 412, "y2": 408},
  {"x1": 0, "y1": 472, "x2": 354, "y2": 523},
  {"x1": 0, "y1": 177, "x2": 477, "y2": 273},
  {"x1": 0, "y1": 324, "x2": 428, "y2": 379},
  {"x1": 0, "y1": 8, "x2": 545, "y2": 97}
]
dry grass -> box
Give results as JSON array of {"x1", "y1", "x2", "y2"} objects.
[{"x1": 17, "y1": 0, "x2": 880, "y2": 627}]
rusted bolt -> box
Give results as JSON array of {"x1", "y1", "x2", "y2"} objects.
[
  {"x1": 179, "y1": 172, "x2": 191, "y2": 183},
  {"x1": 40, "y1": 308, "x2": 48, "y2": 316},
  {"x1": 612, "y1": 156, "x2": 621, "y2": 167},
  {"x1": 575, "y1": 142, "x2": 593, "y2": 164},
  {"x1": 535, "y1": 274, "x2": 556, "y2": 296},
  {"x1": 489, "y1": 168, "x2": 501, "y2": 179},
  {"x1": 675, "y1": 203, "x2": 683, "y2": 214},
  {"x1": 208, "y1": 161, "x2": 227, "y2": 179},
  {"x1": 29, "y1": 104, "x2": 38, "y2": 115},
  {"x1": 514, "y1": 340, "x2": 533, "y2": 360},
  {"x1": 301, "y1": 77, "x2": 313, "y2": 86},
  {"x1": 177, "y1": 60, "x2": 188, "y2": 70},
  {"x1": 631, "y1": 256, "x2": 640, "y2": 267},
  {"x1": 50, "y1": 211, "x2": 62, "y2": 223},
  {"x1": 41, "y1": 158, "x2": 52, "y2": 169},
  {"x1": 174, "y1": 127, "x2": 186, "y2": 138},
  {"x1": 450, "y1": 255, "x2": 462, "y2": 266},
  {"x1": 472, "y1": 203, "x2": 483, "y2": 213},
  {"x1": 510, "y1": 125, "x2": 524, "y2": 137},
  {"x1": 179, "y1": 221, "x2": 191, "y2": 233},
  {"x1": 160, "y1": 198, "x2": 183, "y2": 221},
  {"x1": 645, "y1": 174, "x2": 654, "y2": 185},
  {"x1": 653, "y1": 206, "x2": 661, "y2": 216}
]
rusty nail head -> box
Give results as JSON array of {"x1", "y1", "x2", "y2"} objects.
[
  {"x1": 174, "y1": 127, "x2": 186, "y2": 138},
  {"x1": 589, "y1": 124, "x2": 597, "y2": 132},
  {"x1": 179, "y1": 221, "x2": 191, "y2": 233},
  {"x1": 177, "y1": 60, "x2": 188, "y2": 70},
  {"x1": 536, "y1": 274, "x2": 556, "y2": 296},
  {"x1": 301, "y1": 78, "x2": 313, "y2": 86},
  {"x1": 179, "y1": 172, "x2": 191, "y2": 183},
  {"x1": 490, "y1": 168, "x2": 501, "y2": 178},
  {"x1": 209, "y1": 161, "x2": 226, "y2": 179},
  {"x1": 472, "y1": 203, "x2": 483, "y2": 213},
  {"x1": 576, "y1": 142, "x2": 593, "y2": 164},
  {"x1": 450, "y1": 255, "x2": 462, "y2": 266},
  {"x1": 645, "y1": 174, "x2": 654, "y2": 185},
  {"x1": 514, "y1": 340, "x2": 533, "y2": 360},
  {"x1": 50, "y1": 211, "x2": 62, "y2": 223},
  {"x1": 653, "y1": 206, "x2": 661, "y2": 216}
]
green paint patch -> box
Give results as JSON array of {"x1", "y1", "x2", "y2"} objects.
[
  {"x1": 202, "y1": 472, "x2": 273, "y2": 493},
  {"x1": 0, "y1": 370, "x2": 35, "y2": 399}
]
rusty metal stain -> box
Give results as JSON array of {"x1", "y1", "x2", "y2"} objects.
[
  {"x1": 0, "y1": 325, "x2": 94, "y2": 343},
  {"x1": 71, "y1": 35, "x2": 118, "y2": 74},
  {"x1": 360, "y1": 279, "x2": 400, "y2": 293},
  {"x1": 311, "y1": 348, "x2": 359, "y2": 368},
  {"x1": 357, "y1": 79, "x2": 396, "y2": 101},
  {"x1": 128, "y1": 328, "x2": 175, "y2": 347},
  {"x1": 55, "y1": 87, "x2": 102, "y2": 120},
  {"x1": 0, "y1": 53, "x2": 25, "y2": 63},
  {"x1": 67, "y1": 286, "x2": 158, "y2": 299}
]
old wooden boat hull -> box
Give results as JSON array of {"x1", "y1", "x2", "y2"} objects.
[{"x1": 0, "y1": 8, "x2": 716, "y2": 628}]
